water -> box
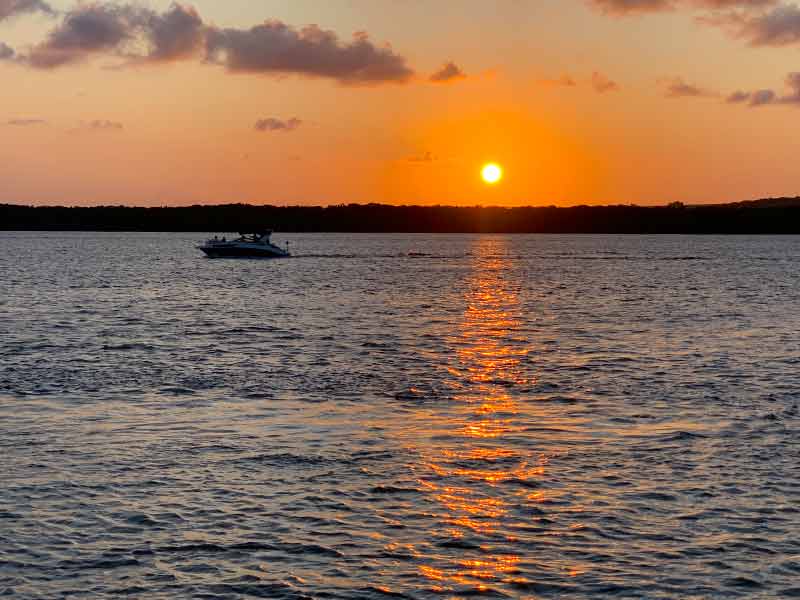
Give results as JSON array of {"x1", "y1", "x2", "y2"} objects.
[{"x1": 2, "y1": 232, "x2": 800, "y2": 599}]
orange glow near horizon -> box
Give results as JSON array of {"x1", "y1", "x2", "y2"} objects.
[{"x1": 376, "y1": 106, "x2": 612, "y2": 207}]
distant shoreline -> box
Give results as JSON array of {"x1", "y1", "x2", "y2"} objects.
[{"x1": 3, "y1": 199, "x2": 800, "y2": 234}]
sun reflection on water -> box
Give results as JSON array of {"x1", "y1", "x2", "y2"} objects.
[{"x1": 411, "y1": 239, "x2": 550, "y2": 592}]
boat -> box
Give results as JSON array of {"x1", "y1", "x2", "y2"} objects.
[{"x1": 197, "y1": 230, "x2": 291, "y2": 259}]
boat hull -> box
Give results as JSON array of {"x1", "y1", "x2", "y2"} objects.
[{"x1": 198, "y1": 245, "x2": 289, "y2": 259}]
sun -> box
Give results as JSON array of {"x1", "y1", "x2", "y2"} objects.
[{"x1": 481, "y1": 163, "x2": 503, "y2": 185}]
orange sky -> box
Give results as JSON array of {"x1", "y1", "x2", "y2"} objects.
[{"x1": 2, "y1": 0, "x2": 800, "y2": 206}]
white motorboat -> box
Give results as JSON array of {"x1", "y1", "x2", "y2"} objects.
[{"x1": 197, "y1": 230, "x2": 290, "y2": 259}]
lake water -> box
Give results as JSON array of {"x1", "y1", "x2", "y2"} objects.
[{"x1": 2, "y1": 232, "x2": 800, "y2": 599}]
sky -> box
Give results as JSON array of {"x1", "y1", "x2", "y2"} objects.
[{"x1": 2, "y1": 0, "x2": 800, "y2": 206}]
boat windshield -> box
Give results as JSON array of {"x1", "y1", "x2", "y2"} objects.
[{"x1": 237, "y1": 231, "x2": 271, "y2": 243}]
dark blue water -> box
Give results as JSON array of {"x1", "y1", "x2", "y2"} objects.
[{"x1": 2, "y1": 232, "x2": 800, "y2": 599}]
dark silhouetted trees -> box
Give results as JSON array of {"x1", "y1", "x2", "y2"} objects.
[{"x1": 2, "y1": 198, "x2": 800, "y2": 233}]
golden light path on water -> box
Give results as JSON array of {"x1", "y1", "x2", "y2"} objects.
[{"x1": 399, "y1": 238, "x2": 588, "y2": 595}]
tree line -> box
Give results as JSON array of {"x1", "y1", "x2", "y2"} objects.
[{"x1": 2, "y1": 198, "x2": 800, "y2": 233}]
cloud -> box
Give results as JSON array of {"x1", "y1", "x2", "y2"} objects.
[
  {"x1": 26, "y1": 4, "x2": 143, "y2": 68},
  {"x1": 254, "y1": 117, "x2": 302, "y2": 132},
  {"x1": 429, "y1": 61, "x2": 466, "y2": 83},
  {"x1": 206, "y1": 21, "x2": 414, "y2": 85},
  {"x1": 700, "y1": 3, "x2": 800, "y2": 46},
  {"x1": 588, "y1": 0, "x2": 778, "y2": 16},
  {"x1": 726, "y1": 89, "x2": 752, "y2": 103},
  {"x1": 749, "y1": 88, "x2": 778, "y2": 105},
  {"x1": 745, "y1": 4, "x2": 800, "y2": 45},
  {"x1": 7, "y1": 118, "x2": 46, "y2": 125},
  {"x1": 19, "y1": 3, "x2": 417, "y2": 84},
  {"x1": 697, "y1": 0, "x2": 777, "y2": 6},
  {"x1": 726, "y1": 72, "x2": 800, "y2": 106},
  {"x1": 142, "y1": 3, "x2": 205, "y2": 62},
  {"x1": 592, "y1": 71, "x2": 620, "y2": 93},
  {"x1": 589, "y1": 0, "x2": 800, "y2": 50},
  {"x1": 588, "y1": 0, "x2": 674, "y2": 16},
  {"x1": 0, "y1": 41, "x2": 14, "y2": 60},
  {"x1": 661, "y1": 76, "x2": 716, "y2": 97},
  {"x1": 0, "y1": 0, "x2": 52, "y2": 21},
  {"x1": 539, "y1": 74, "x2": 577, "y2": 87},
  {"x1": 25, "y1": 3, "x2": 213, "y2": 68}
]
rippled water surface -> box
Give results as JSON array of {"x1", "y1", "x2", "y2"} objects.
[{"x1": 3, "y1": 232, "x2": 800, "y2": 599}]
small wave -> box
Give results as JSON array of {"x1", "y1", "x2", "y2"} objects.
[
  {"x1": 57, "y1": 557, "x2": 141, "y2": 570},
  {"x1": 123, "y1": 513, "x2": 159, "y2": 527},
  {"x1": 369, "y1": 485, "x2": 420, "y2": 495},
  {"x1": 393, "y1": 385, "x2": 452, "y2": 404},
  {"x1": 101, "y1": 343, "x2": 152, "y2": 351},
  {"x1": 660, "y1": 430, "x2": 709, "y2": 442},
  {"x1": 435, "y1": 538, "x2": 482, "y2": 550},
  {"x1": 233, "y1": 452, "x2": 342, "y2": 467},
  {"x1": 222, "y1": 542, "x2": 343, "y2": 558},
  {"x1": 359, "y1": 585, "x2": 412, "y2": 598},
  {"x1": 627, "y1": 491, "x2": 679, "y2": 502},
  {"x1": 205, "y1": 583, "x2": 312, "y2": 600},
  {"x1": 158, "y1": 387, "x2": 197, "y2": 396},
  {"x1": 725, "y1": 577, "x2": 764, "y2": 589}
]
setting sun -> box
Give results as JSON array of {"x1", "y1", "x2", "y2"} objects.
[{"x1": 481, "y1": 163, "x2": 503, "y2": 185}]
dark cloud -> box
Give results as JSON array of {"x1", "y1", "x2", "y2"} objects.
[
  {"x1": 727, "y1": 88, "x2": 776, "y2": 106},
  {"x1": 254, "y1": 117, "x2": 302, "y2": 132},
  {"x1": 588, "y1": 0, "x2": 777, "y2": 16},
  {"x1": 429, "y1": 61, "x2": 466, "y2": 83},
  {"x1": 592, "y1": 71, "x2": 620, "y2": 93},
  {"x1": 590, "y1": 0, "x2": 800, "y2": 50},
  {"x1": 0, "y1": 0, "x2": 52, "y2": 21},
  {"x1": 749, "y1": 88, "x2": 778, "y2": 105},
  {"x1": 207, "y1": 22, "x2": 414, "y2": 84},
  {"x1": 143, "y1": 3, "x2": 205, "y2": 62},
  {"x1": 7, "y1": 118, "x2": 46, "y2": 125},
  {"x1": 0, "y1": 41, "x2": 14, "y2": 60},
  {"x1": 701, "y1": 3, "x2": 800, "y2": 46},
  {"x1": 26, "y1": 4, "x2": 143, "y2": 68},
  {"x1": 661, "y1": 76, "x2": 716, "y2": 97},
  {"x1": 726, "y1": 89, "x2": 751, "y2": 103},
  {"x1": 20, "y1": 3, "x2": 417, "y2": 84},
  {"x1": 25, "y1": 3, "x2": 209, "y2": 68},
  {"x1": 725, "y1": 72, "x2": 800, "y2": 106},
  {"x1": 747, "y1": 4, "x2": 800, "y2": 45},
  {"x1": 697, "y1": 0, "x2": 777, "y2": 6}
]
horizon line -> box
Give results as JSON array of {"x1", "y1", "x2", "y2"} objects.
[{"x1": 4, "y1": 197, "x2": 800, "y2": 210}]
